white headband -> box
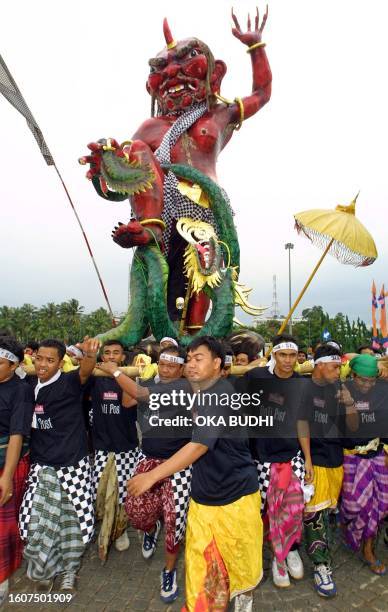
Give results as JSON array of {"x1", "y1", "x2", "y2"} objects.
[
  {"x1": 67, "y1": 345, "x2": 83, "y2": 359},
  {"x1": 267, "y1": 342, "x2": 298, "y2": 374},
  {"x1": 224, "y1": 355, "x2": 233, "y2": 366},
  {"x1": 272, "y1": 342, "x2": 298, "y2": 353},
  {"x1": 0, "y1": 348, "x2": 19, "y2": 363},
  {"x1": 314, "y1": 355, "x2": 342, "y2": 365},
  {"x1": 160, "y1": 337, "x2": 178, "y2": 347},
  {"x1": 326, "y1": 341, "x2": 341, "y2": 351},
  {"x1": 159, "y1": 353, "x2": 184, "y2": 365}
]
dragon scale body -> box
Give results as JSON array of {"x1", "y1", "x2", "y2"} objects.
[{"x1": 98, "y1": 163, "x2": 238, "y2": 345}]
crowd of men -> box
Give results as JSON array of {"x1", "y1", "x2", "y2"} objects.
[{"x1": 1, "y1": 329, "x2": 388, "y2": 611}]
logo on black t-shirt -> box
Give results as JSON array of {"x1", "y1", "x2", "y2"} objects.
[
  {"x1": 355, "y1": 401, "x2": 369, "y2": 411},
  {"x1": 268, "y1": 392, "x2": 285, "y2": 406},
  {"x1": 103, "y1": 392, "x2": 118, "y2": 401},
  {"x1": 313, "y1": 397, "x2": 325, "y2": 409}
]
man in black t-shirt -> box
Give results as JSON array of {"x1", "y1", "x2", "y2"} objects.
[
  {"x1": 340, "y1": 353, "x2": 388, "y2": 575},
  {"x1": 238, "y1": 334, "x2": 306, "y2": 589},
  {"x1": 97, "y1": 345, "x2": 190, "y2": 604},
  {"x1": 126, "y1": 336, "x2": 262, "y2": 612},
  {"x1": 19, "y1": 337, "x2": 99, "y2": 594},
  {"x1": 298, "y1": 345, "x2": 358, "y2": 599},
  {"x1": 0, "y1": 337, "x2": 34, "y2": 604},
  {"x1": 88, "y1": 340, "x2": 139, "y2": 561}
]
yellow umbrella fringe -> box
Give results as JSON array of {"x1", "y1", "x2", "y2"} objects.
[{"x1": 295, "y1": 223, "x2": 376, "y2": 267}]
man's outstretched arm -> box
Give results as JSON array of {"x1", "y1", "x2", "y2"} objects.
[{"x1": 127, "y1": 442, "x2": 208, "y2": 497}]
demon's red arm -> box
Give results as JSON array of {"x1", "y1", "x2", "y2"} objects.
[{"x1": 230, "y1": 6, "x2": 272, "y2": 122}]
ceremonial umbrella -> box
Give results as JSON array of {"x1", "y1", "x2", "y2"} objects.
[{"x1": 276, "y1": 193, "x2": 377, "y2": 336}]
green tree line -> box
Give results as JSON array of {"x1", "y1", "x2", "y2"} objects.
[
  {"x1": 253, "y1": 306, "x2": 371, "y2": 353},
  {"x1": 0, "y1": 299, "x2": 114, "y2": 344},
  {"x1": 0, "y1": 301, "x2": 372, "y2": 353}
]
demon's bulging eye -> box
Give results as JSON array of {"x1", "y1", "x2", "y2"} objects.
[
  {"x1": 189, "y1": 49, "x2": 200, "y2": 58},
  {"x1": 149, "y1": 66, "x2": 156, "y2": 74}
]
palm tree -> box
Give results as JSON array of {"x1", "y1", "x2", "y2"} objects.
[
  {"x1": 83, "y1": 308, "x2": 112, "y2": 337},
  {"x1": 59, "y1": 299, "x2": 84, "y2": 342},
  {"x1": 38, "y1": 302, "x2": 60, "y2": 339},
  {"x1": 14, "y1": 303, "x2": 38, "y2": 342},
  {"x1": 0, "y1": 306, "x2": 15, "y2": 335}
]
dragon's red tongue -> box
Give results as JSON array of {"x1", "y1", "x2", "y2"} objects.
[
  {"x1": 196, "y1": 243, "x2": 207, "y2": 255},
  {"x1": 196, "y1": 243, "x2": 211, "y2": 269}
]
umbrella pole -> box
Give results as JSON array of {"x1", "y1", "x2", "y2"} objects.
[
  {"x1": 179, "y1": 271, "x2": 194, "y2": 336},
  {"x1": 275, "y1": 238, "x2": 334, "y2": 338}
]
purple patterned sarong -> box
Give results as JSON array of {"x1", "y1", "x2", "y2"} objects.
[{"x1": 340, "y1": 451, "x2": 388, "y2": 550}]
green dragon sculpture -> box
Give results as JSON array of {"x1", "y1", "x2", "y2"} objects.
[{"x1": 98, "y1": 162, "x2": 240, "y2": 347}]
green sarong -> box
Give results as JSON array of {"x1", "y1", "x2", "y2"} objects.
[{"x1": 24, "y1": 467, "x2": 84, "y2": 581}]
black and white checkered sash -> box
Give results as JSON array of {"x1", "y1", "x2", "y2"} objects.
[
  {"x1": 92, "y1": 448, "x2": 141, "y2": 505},
  {"x1": 154, "y1": 103, "x2": 218, "y2": 253},
  {"x1": 137, "y1": 450, "x2": 192, "y2": 545},
  {"x1": 255, "y1": 451, "x2": 305, "y2": 512},
  {"x1": 19, "y1": 456, "x2": 94, "y2": 545}
]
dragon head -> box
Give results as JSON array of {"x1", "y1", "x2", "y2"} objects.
[
  {"x1": 176, "y1": 218, "x2": 223, "y2": 294},
  {"x1": 146, "y1": 18, "x2": 227, "y2": 116}
]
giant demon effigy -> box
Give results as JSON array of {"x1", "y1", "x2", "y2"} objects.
[{"x1": 80, "y1": 10, "x2": 272, "y2": 346}]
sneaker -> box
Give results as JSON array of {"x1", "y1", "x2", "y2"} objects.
[
  {"x1": 142, "y1": 520, "x2": 161, "y2": 559},
  {"x1": 59, "y1": 571, "x2": 77, "y2": 592},
  {"x1": 115, "y1": 530, "x2": 130, "y2": 551},
  {"x1": 272, "y1": 558, "x2": 290, "y2": 588},
  {"x1": 35, "y1": 579, "x2": 54, "y2": 594},
  {"x1": 314, "y1": 564, "x2": 337, "y2": 597},
  {"x1": 234, "y1": 593, "x2": 253, "y2": 612},
  {"x1": 160, "y1": 568, "x2": 178, "y2": 603},
  {"x1": 0, "y1": 591, "x2": 8, "y2": 608},
  {"x1": 286, "y1": 549, "x2": 304, "y2": 580},
  {"x1": 0, "y1": 579, "x2": 9, "y2": 607}
]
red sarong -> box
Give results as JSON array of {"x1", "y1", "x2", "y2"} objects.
[
  {"x1": 264, "y1": 462, "x2": 304, "y2": 563},
  {"x1": 0, "y1": 454, "x2": 29, "y2": 582},
  {"x1": 125, "y1": 457, "x2": 179, "y2": 554}
]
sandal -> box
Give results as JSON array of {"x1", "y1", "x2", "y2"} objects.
[{"x1": 361, "y1": 557, "x2": 387, "y2": 576}]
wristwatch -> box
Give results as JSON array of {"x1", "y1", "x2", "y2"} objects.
[{"x1": 113, "y1": 370, "x2": 122, "y2": 378}]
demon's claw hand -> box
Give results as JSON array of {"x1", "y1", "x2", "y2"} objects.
[
  {"x1": 231, "y1": 5, "x2": 268, "y2": 46},
  {"x1": 79, "y1": 138, "x2": 123, "y2": 197},
  {"x1": 112, "y1": 219, "x2": 153, "y2": 248},
  {"x1": 79, "y1": 138, "x2": 121, "y2": 181}
]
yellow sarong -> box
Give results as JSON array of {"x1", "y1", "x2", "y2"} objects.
[
  {"x1": 96, "y1": 453, "x2": 127, "y2": 561},
  {"x1": 305, "y1": 465, "x2": 344, "y2": 513},
  {"x1": 184, "y1": 491, "x2": 262, "y2": 612}
]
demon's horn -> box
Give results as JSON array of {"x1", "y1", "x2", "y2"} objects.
[{"x1": 163, "y1": 18, "x2": 176, "y2": 49}]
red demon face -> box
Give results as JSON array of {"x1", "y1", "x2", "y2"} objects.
[
  {"x1": 147, "y1": 20, "x2": 226, "y2": 115},
  {"x1": 147, "y1": 38, "x2": 212, "y2": 114}
]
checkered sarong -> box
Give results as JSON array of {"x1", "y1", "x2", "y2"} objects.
[
  {"x1": 19, "y1": 457, "x2": 94, "y2": 545},
  {"x1": 255, "y1": 452, "x2": 305, "y2": 511},
  {"x1": 171, "y1": 465, "x2": 192, "y2": 544},
  {"x1": 92, "y1": 448, "x2": 140, "y2": 505}
]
